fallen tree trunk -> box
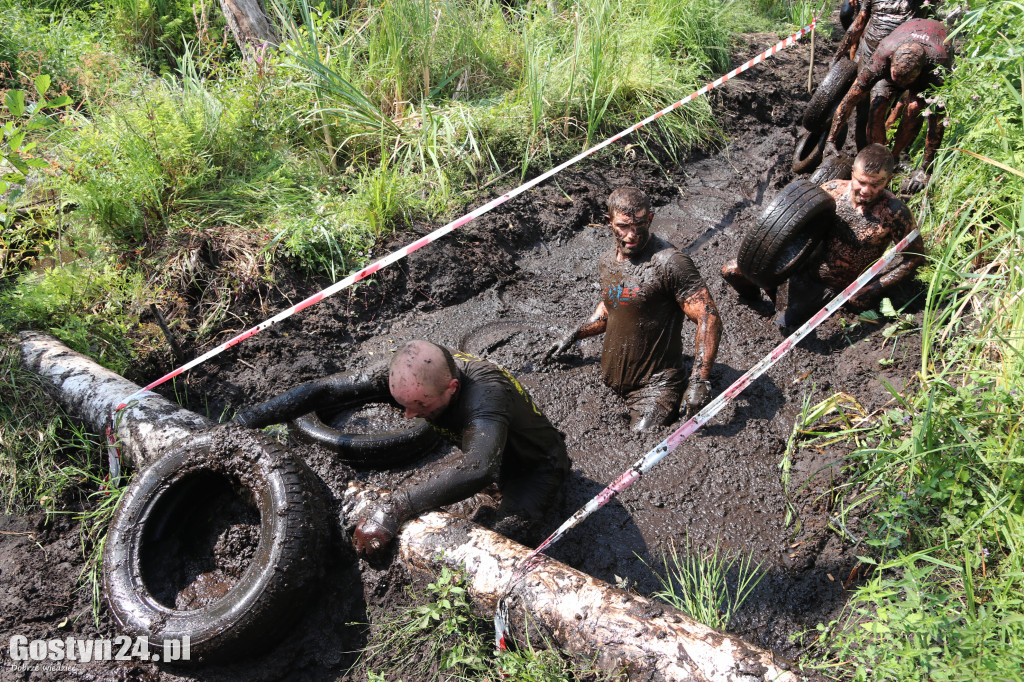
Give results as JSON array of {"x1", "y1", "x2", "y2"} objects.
[{"x1": 19, "y1": 332, "x2": 799, "y2": 682}]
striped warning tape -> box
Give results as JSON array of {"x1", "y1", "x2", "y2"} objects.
[
  {"x1": 494, "y1": 226, "x2": 922, "y2": 648},
  {"x1": 111, "y1": 19, "x2": 816, "y2": 413}
]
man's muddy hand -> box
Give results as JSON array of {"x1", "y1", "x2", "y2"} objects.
[
  {"x1": 683, "y1": 380, "x2": 712, "y2": 419},
  {"x1": 353, "y1": 498, "x2": 405, "y2": 557},
  {"x1": 901, "y1": 168, "x2": 930, "y2": 195},
  {"x1": 542, "y1": 332, "x2": 576, "y2": 364},
  {"x1": 847, "y1": 282, "x2": 883, "y2": 311},
  {"x1": 822, "y1": 140, "x2": 842, "y2": 161}
]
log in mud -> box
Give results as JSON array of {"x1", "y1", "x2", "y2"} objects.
[{"x1": 19, "y1": 332, "x2": 798, "y2": 681}]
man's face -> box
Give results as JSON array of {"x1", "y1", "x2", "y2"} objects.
[
  {"x1": 609, "y1": 208, "x2": 652, "y2": 259},
  {"x1": 389, "y1": 378, "x2": 456, "y2": 420},
  {"x1": 850, "y1": 165, "x2": 891, "y2": 207}
]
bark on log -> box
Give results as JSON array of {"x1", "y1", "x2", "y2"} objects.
[
  {"x1": 19, "y1": 332, "x2": 211, "y2": 467},
  {"x1": 19, "y1": 332, "x2": 799, "y2": 682},
  {"x1": 219, "y1": 0, "x2": 279, "y2": 53}
]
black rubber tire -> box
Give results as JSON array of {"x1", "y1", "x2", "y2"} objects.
[
  {"x1": 840, "y1": 0, "x2": 856, "y2": 30},
  {"x1": 802, "y1": 58, "x2": 858, "y2": 132},
  {"x1": 103, "y1": 426, "x2": 329, "y2": 664},
  {"x1": 737, "y1": 179, "x2": 836, "y2": 289},
  {"x1": 289, "y1": 402, "x2": 439, "y2": 469},
  {"x1": 792, "y1": 121, "x2": 848, "y2": 174},
  {"x1": 810, "y1": 156, "x2": 854, "y2": 185}
]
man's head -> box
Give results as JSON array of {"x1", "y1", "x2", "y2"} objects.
[
  {"x1": 891, "y1": 42, "x2": 926, "y2": 88},
  {"x1": 388, "y1": 340, "x2": 459, "y2": 419},
  {"x1": 850, "y1": 144, "x2": 895, "y2": 207},
  {"x1": 606, "y1": 186, "x2": 653, "y2": 259}
]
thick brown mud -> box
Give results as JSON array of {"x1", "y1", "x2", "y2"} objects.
[{"x1": 1, "y1": 22, "x2": 925, "y2": 681}]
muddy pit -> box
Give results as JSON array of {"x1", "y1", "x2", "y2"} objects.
[{"x1": 1, "y1": 23, "x2": 926, "y2": 682}]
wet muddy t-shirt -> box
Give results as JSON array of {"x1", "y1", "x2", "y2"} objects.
[
  {"x1": 426, "y1": 351, "x2": 566, "y2": 472},
  {"x1": 598, "y1": 235, "x2": 704, "y2": 395}
]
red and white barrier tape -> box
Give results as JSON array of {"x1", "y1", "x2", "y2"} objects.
[
  {"x1": 494, "y1": 226, "x2": 922, "y2": 649},
  {"x1": 110, "y1": 19, "x2": 816, "y2": 416}
]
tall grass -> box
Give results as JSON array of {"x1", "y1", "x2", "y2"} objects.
[{"x1": 805, "y1": 1, "x2": 1024, "y2": 677}]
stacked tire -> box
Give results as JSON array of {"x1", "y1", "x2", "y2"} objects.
[{"x1": 793, "y1": 57, "x2": 858, "y2": 174}]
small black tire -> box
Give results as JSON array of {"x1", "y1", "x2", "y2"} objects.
[
  {"x1": 792, "y1": 121, "x2": 848, "y2": 174},
  {"x1": 103, "y1": 426, "x2": 329, "y2": 664},
  {"x1": 840, "y1": 0, "x2": 857, "y2": 31},
  {"x1": 737, "y1": 179, "x2": 836, "y2": 289},
  {"x1": 810, "y1": 156, "x2": 854, "y2": 185},
  {"x1": 289, "y1": 405, "x2": 439, "y2": 469},
  {"x1": 803, "y1": 58, "x2": 858, "y2": 132}
]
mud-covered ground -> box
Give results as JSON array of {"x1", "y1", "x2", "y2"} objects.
[{"x1": 1, "y1": 21, "x2": 925, "y2": 682}]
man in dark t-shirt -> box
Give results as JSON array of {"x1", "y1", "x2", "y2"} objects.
[
  {"x1": 544, "y1": 187, "x2": 723, "y2": 431},
  {"x1": 234, "y1": 340, "x2": 568, "y2": 556},
  {"x1": 825, "y1": 18, "x2": 953, "y2": 193}
]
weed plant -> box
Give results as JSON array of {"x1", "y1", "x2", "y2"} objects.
[
  {"x1": 646, "y1": 537, "x2": 765, "y2": 631},
  {"x1": 803, "y1": 1, "x2": 1024, "y2": 678},
  {"x1": 360, "y1": 565, "x2": 613, "y2": 681}
]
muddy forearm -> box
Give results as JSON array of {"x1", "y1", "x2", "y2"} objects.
[
  {"x1": 830, "y1": 81, "x2": 868, "y2": 143},
  {"x1": 573, "y1": 302, "x2": 608, "y2": 340},
  {"x1": 401, "y1": 419, "x2": 505, "y2": 516},
  {"x1": 922, "y1": 108, "x2": 945, "y2": 174},
  {"x1": 234, "y1": 372, "x2": 386, "y2": 428},
  {"x1": 837, "y1": 10, "x2": 869, "y2": 60},
  {"x1": 682, "y1": 289, "x2": 722, "y2": 383}
]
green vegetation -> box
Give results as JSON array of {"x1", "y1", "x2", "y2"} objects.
[
  {"x1": 646, "y1": 537, "x2": 765, "y2": 631},
  {"x1": 360, "y1": 565, "x2": 612, "y2": 680},
  {"x1": 795, "y1": 1, "x2": 1024, "y2": 678}
]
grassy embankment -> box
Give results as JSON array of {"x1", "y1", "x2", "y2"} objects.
[
  {"x1": 795, "y1": 1, "x2": 1024, "y2": 678},
  {"x1": 0, "y1": 0, "x2": 801, "y2": 677}
]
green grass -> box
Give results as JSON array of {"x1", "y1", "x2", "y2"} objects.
[
  {"x1": 359, "y1": 565, "x2": 615, "y2": 681},
  {"x1": 645, "y1": 537, "x2": 765, "y2": 631}
]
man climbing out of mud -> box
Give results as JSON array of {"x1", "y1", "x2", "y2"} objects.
[
  {"x1": 543, "y1": 186, "x2": 722, "y2": 431},
  {"x1": 721, "y1": 144, "x2": 924, "y2": 327},
  {"x1": 824, "y1": 18, "x2": 953, "y2": 194},
  {"x1": 234, "y1": 340, "x2": 569, "y2": 557},
  {"x1": 830, "y1": 0, "x2": 933, "y2": 148}
]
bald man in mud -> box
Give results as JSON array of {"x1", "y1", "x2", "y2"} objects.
[
  {"x1": 721, "y1": 144, "x2": 923, "y2": 326},
  {"x1": 824, "y1": 18, "x2": 953, "y2": 194},
  {"x1": 234, "y1": 340, "x2": 569, "y2": 556},
  {"x1": 544, "y1": 186, "x2": 723, "y2": 431}
]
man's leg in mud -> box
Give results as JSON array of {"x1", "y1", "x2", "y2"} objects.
[
  {"x1": 720, "y1": 259, "x2": 777, "y2": 305},
  {"x1": 625, "y1": 371, "x2": 685, "y2": 432},
  {"x1": 775, "y1": 270, "x2": 830, "y2": 329},
  {"x1": 855, "y1": 96, "x2": 871, "y2": 151},
  {"x1": 890, "y1": 94, "x2": 925, "y2": 159},
  {"x1": 491, "y1": 449, "x2": 570, "y2": 545}
]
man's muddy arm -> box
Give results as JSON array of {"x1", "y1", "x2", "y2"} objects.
[
  {"x1": 234, "y1": 371, "x2": 388, "y2": 428},
  {"x1": 681, "y1": 288, "x2": 722, "y2": 383},
  {"x1": 398, "y1": 419, "x2": 506, "y2": 515},
  {"x1": 922, "y1": 106, "x2": 945, "y2": 175},
  {"x1": 854, "y1": 209, "x2": 924, "y2": 302},
  {"x1": 543, "y1": 301, "x2": 608, "y2": 363},
  {"x1": 828, "y1": 77, "x2": 872, "y2": 150},
  {"x1": 835, "y1": 4, "x2": 870, "y2": 62}
]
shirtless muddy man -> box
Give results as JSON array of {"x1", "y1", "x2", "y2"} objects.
[
  {"x1": 545, "y1": 187, "x2": 723, "y2": 431},
  {"x1": 722, "y1": 144, "x2": 923, "y2": 325}
]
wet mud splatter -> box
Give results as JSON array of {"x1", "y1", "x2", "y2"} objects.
[{"x1": 1, "y1": 24, "x2": 925, "y2": 681}]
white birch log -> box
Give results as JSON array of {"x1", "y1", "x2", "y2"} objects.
[{"x1": 19, "y1": 332, "x2": 799, "y2": 682}]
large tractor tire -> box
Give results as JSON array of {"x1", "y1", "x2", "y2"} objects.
[{"x1": 737, "y1": 179, "x2": 836, "y2": 289}]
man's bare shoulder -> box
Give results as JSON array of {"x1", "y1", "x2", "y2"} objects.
[{"x1": 821, "y1": 179, "x2": 850, "y2": 201}]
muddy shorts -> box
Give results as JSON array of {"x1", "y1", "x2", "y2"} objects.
[{"x1": 624, "y1": 368, "x2": 686, "y2": 431}]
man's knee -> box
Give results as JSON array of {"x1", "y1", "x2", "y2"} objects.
[{"x1": 720, "y1": 260, "x2": 762, "y2": 300}]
